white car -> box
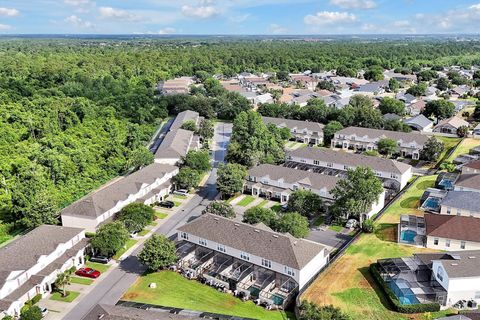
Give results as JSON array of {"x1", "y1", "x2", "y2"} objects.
[
  {"x1": 345, "y1": 219, "x2": 358, "y2": 229},
  {"x1": 174, "y1": 189, "x2": 189, "y2": 197}
]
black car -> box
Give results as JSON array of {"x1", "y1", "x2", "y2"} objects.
[
  {"x1": 90, "y1": 256, "x2": 110, "y2": 264},
  {"x1": 159, "y1": 200, "x2": 175, "y2": 208}
]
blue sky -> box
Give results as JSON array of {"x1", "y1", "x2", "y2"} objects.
[{"x1": 1, "y1": 0, "x2": 480, "y2": 34}]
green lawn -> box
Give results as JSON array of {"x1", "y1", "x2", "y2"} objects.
[
  {"x1": 173, "y1": 201, "x2": 182, "y2": 207},
  {"x1": 328, "y1": 225, "x2": 343, "y2": 232},
  {"x1": 313, "y1": 215, "x2": 325, "y2": 227},
  {"x1": 50, "y1": 291, "x2": 80, "y2": 303},
  {"x1": 236, "y1": 195, "x2": 256, "y2": 207},
  {"x1": 85, "y1": 261, "x2": 110, "y2": 274},
  {"x1": 271, "y1": 204, "x2": 282, "y2": 212},
  {"x1": 123, "y1": 271, "x2": 290, "y2": 320},
  {"x1": 70, "y1": 277, "x2": 93, "y2": 285},
  {"x1": 173, "y1": 194, "x2": 187, "y2": 200},
  {"x1": 433, "y1": 136, "x2": 462, "y2": 167},
  {"x1": 255, "y1": 199, "x2": 270, "y2": 208},
  {"x1": 138, "y1": 229, "x2": 150, "y2": 236},
  {"x1": 155, "y1": 212, "x2": 168, "y2": 219},
  {"x1": 113, "y1": 239, "x2": 138, "y2": 260},
  {"x1": 446, "y1": 138, "x2": 480, "y2": 163}
]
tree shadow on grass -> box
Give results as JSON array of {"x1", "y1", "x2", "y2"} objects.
[
  {"x1": 400, "y1": 196, "x2": 420, "y2": 209},
  {"x1": 375, "y1": 223, "x2": 398, "y2": 243},
  {"x1": 358, "y1": 266, "x2": 396, "y2": 313}
]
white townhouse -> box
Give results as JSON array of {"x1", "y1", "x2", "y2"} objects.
[
  {"x1": 439, "y1": 191, "x2": 480, "y2": 219},
  {"x1": 424, "y1": 214, "x2": 480, "y2": 251},
  {"x1": 286, "y1": 147, "x2": 413, "y2": 190},
  {"x1": 262, "y1": 117, "x2": 324, "y2": 146},
  {"x1": 176, "y1": 214, "x2": 329, "y2": 307},
  {"x1": 154, "y1": 129, "x2": 199, "y2": 165},
  {"x1": 61, "y1": 163, "x2": 178, "y2": 232},
  {"x1": 0, "y1": 226, "x2": 87, "y2": 317},
  {"x1": 331, "y1": 126, "x2": 429, "y2": 160},
  {"x1": 453, "y1": 173, "x2": 480, "y2": 193},
  {"x1": 169, "y1": 110, "x2": 202, "y2": 132}
]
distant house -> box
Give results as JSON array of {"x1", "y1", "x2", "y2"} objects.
[
  {"x1": 425, "y1": 213, "x2": 480, "y2": 251},
  {"x1": 449, "y1": 85, "x2": 470, "y2": 97},
  {"x1": 61, "y1": 163, "x2": 179, "y2": 232},
  {"x1": 0, "y1": 226, "x2": 87, "y2": 317},
  {"x1": 433, "y1": 116, "x2": 469, "y2": 136},
  {"x1": 384, "y1": 71, "x2": 417, "y2": 84},
  {"x1": 354, "y1": 81, "x2": 387, "y2": 95},
  {"x1": 254, "y1": 93, "x2": 274, "y2": 105},
  {"x1": 331, "y1": 126, "x2": 429, "y2": 160},
  {"x1": 473, "y1": 123, "x2": 480, "y2": 139},
  {"x1": 396, "y1": 92, "x2": 417, "y2": 104},
  {"x1": 403, "y1": 114, "x2": 434, "y2": 132},
  {"x1": 262, "y1": 117, "x2": 324, "y2": 145},
  {"x1": 290, "y1": 74, "x2": 318, "y2": 91},
  {"x1": 154, "y1": 129, "x2": 199, "y2": 165},
  {"x1": 407, "y1": 100, "x2": 426, "y2": 116},
  {"x1": 158, "y1": 77, "x2": 194, "y2": 95},
  {"x1": 462, "y1": 161, "x2": 480, "y2": 175},
  {"x1": 383, "y1": 113, "x2": 402, "y2": 122},
  {"x1": 425, "y1": 86, "x2": 438, "y2": 97}
]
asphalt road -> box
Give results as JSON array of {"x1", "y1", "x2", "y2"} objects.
[{"x1": 64, "y1": 122, "x2": 232, "y2": 320}]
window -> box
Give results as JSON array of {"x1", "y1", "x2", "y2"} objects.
[
  {"x1": 217, "y1": 244, "x2": 226, "y2": 252},
  {"x1": 181, "y1": 232, "x2": 189, "y2": 240},
  {"x1": 375, "y1": 171, "x2": 381, "y2": 177},
  {"x1": 314, "y1": 160, "x2": 320, "y2": 165},
  {"x1": 284, "y1": 266, "x2": 295, "y2": 276},
  {"x1": 240, "y1": 252, "x2": 250, "y2": 261},
  {"x1": 445, "y1": 239, "x2": 450, "y2": 247},
  {"x1": 461, "y1": 241, "x2": 466, "y2": 249},
  {"x1": 343, "y1": 165, "x2": 349, "y2": 170},
  {"x1": 390, "y1": 174, "x2": 398, "y2": 179},
  {"x1": 261, "y1": 259, "x2": 272, "y2": 268},
  {"x1": 327, "y1": 163, "x2": 333, "y2": 168},
  {"x1": 457, "y1": 209, "x2": 462, "y2": 216},
  {"x1": 446, "y1": 207, "x2": 451, "y2": 215},
  {"x1": 436, "y1": 266, "x2": 444, "y2": 282},
  {"x1": 199, "y1": 238, "x2": 207, "y2": 246},
  {"x1": 300, "y1": 159, "x2": 306, "y2": 163},
  {"x1": 434, "y1": 238, "x2": 439, "y2": 245}
]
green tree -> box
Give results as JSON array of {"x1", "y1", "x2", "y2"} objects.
[
  {"x1": 317, "y1": 80, "x2": 335, "y2": 92},
  {"x1": 117, "y1": 203, "x2": 155, "y2": 232},
  {"x1": 287, "y1": 190, "x2": 324, "y2": 218},
  {"x1": 217, "y1": 163, "x2": 247, "y2": 197},
  {"x1": 202, "y1": 201, "x2": 235, "y2": 218},
  {"x1": 198, "y1": 118, "x2": 214, "y2": 141},
  {"x1": 362, "y1": 218, "x2": 376, "y2": 233},
  {"x1": 139, "y1": 234, "x2": 177, "y2": 272},
  {"x1": 125, "y1": 147, "x2": 154, "y2": 171},
  {"x1": 349, "y1": 95, "x2": 373, "y2": 109},
  {"x1": 91, "y1": 222, "x2": 129, "y2": 257},
  {"x1": 440, "y1": 161, "x2": 456, "y2": 173},
  {"x1": 378, "y1": 97, "x2": 405, "y2": 115},
  {"x1": 364, "y1": 66, "x2": 384, "y2": 81},
  {"x1": 331, "y1": 167, "x2": 383, "y2": 224},
  {"x1": 54, "y1": 270, "x2": 72, "y2": 297},
  {"x1": 388, "y1": 78, "x2": 400, "y2": 92},
  {"x1": 19, "y1": 306, "x2": 43, "y2": 320},
  {"x1": 377, "y1": 138, "x2": 398, "y2": 157},
  {"x1": 183, "y1": 150, "x2": 211, "y2": 172},
  {"x1": 299, "y1": 302, "x2": 350, "y2": 320},
  {"x1": 273, "y1": 212, "x2": 309, "y2": 238},
  {"x1": 407, "y1": 83, "x2": 427, "y2": 97},
  {"x1": 420, "y1": 137, "x2": 445, "y2": 161},
  {"x1": 323, "y1": 121, "x2": 343, "y2": 146},
  {"x1": 174, "y1": 168, "x2": 201, "y2": 190},
  {"x1": 243, "y1": 207, "x2": 277, "y2": 225},
  {"x1": 423, "y1": 100, "x2": 455, "y2": 120},
  {"x1": 180, "y1": 120, "x2": 198, "y2": 132},
  {"x1": 457, "y1": 125, "x2": 469, "y2": 138},
  {"x1": 436, "y1": 77, "x2": 450, "y2": 91},
  {"x1": 21, "y1": 190, "x2": 59, "y2": 228}
]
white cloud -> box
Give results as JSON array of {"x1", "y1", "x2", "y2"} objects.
[
  {"x1": 0, "y1": 7, "x2": 20, "y2": 17},
  {"x1": 64, "y1": 0, "x2": 91, "y2": 6},
  {"x1": 329, "y1": 0, "x2": 376, "y2": 9},
  {"x1": 230, "y1": 13, "x2": 250, "y2": 23},
  {"x1": 268, "y1": 23, "x2": 287, "y2": 34},
  {"x1": 361, "y1": 23, "x2": 376, "y2": 31},
  {"x1": 304, "y1": 11, "x2": 357, "y2": 26},
  {"x1": 0, "y1": 24, "x2": 12, "y2": 30},
  {"x1": 181, "y1": 4, "x2": 220, "y2": 19},
  {"x1": 158, "y1": 27, "x2": 176, "y2": 34},
  {"x1": 392, "y1": 20, "x2": 410, "y2": 28},
  {"x1": 99, "y1": 7, "x2": 142, "y2": 21},
  {"x1": 65, "y1": 15, "x2": 93, "y2": 28}
]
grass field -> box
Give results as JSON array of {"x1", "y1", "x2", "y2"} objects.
[
  {"x1": 173, "y1": 194, "x2": 188, "y2": 200},
  {"x1": 113, "y1": 239, "x2": 138, "y2": 260},
  {"x1": 138, "y1": 229, "x2": 150, "y2": 236},
  {"x1": 50, "y1": 291, "x2": 80, "y2": 303},
  {"x1": 70, "y1": 277, "x2": 93, "y2": 285},
  {"x1": 300, "y1": 175, "x2": 454, "y2": 320},
  {"x1": 255, "y1": 199, "x2": 270, "y2": 208},
  {"x1": 85, "y1": 261, "x2": 110, "y2": 274},
  {"x1": 433, "y1": 136, "x2": 462, "y2": 167},
  {"x1": 123, "y1": 271, "x2": 291, "y2": 320},
  {"x1": 446, "y1": 138, "x2": 480, "y2": 162},
  {"x1": 155, "y1": 212, "x2": 168, "y2": 219},
  {"x1": 236, "y1": 195, "x2": 256, "y2": 207}
]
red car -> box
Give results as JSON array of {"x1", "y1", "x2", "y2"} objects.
[{"x1": 75, "y1": 267, "x2": 101, "y2": 279}]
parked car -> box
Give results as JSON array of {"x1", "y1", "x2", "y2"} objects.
[
  {"x1": 173, "y1": 189, "x2": 189, "y2": 197},
  {"x1": 89, "y1": 256, "x2": 110, "y2": 264},
  {"x1": 40, "y1": 307, "x2": 48, "y2": 318},
  {"x1": 159, "y1": 200, "x2": 175, "y2": 208},
  {"x1": 75, "y1": 267, "x2": 101, "y2": 278},
  {"x1": 281, "y1": 203, "x2": 289, "y2": 212},
  {"x1": 345, "y1": 219, "x2": 359, "y2": 229}
]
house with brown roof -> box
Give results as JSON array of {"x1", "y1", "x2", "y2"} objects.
[
  {"x1": 433, "y1": 116, "x2": 469, "y2": 136},
  {"x1": 158, "y1": 77, "x2": 194, "y2": 95},
  {"x1": 262, "y1": 117, "x2": 324, "y2": 145},
  {"x1": 0, "y1": 226, "x2": 87, "y2": 317},
  {"x1": 462, "y1": 161, "x2": 480, "y2": 175},
  {"x1": 331, "y1": 126, "x2": 429, "y2": 160},
  {"x1": 425, "y1": 213, "x2": 480, "y2": 251},
  {"x1": 176, "y1": 214, "x2": 329, "y2": 308}
]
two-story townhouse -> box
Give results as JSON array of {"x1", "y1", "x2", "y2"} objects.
[
  {"x1": 462, "y1": 161, "x2": 480, "y2": 175},
  {"x1": 454, "y1": 174, "x2": 480, "y2": 193},
  {"x1": 176, "y1": 214, "x2": 328, "y2": 308},
  {"x1": 439, "y1": 191, "x2": 480, "y2": 218},
  {"x1": 262, "y1": 117, "x2": 324, "y2": 146},
  {"x1": 0, "y1": 226, "x2": 87, "y2": 317},
  {"x1": 83, "y1": 304, "x2": 203, "y2": 320},
  {"x1": 158, "y1": 77, "x2": 194, "y2": 95},
  {"x1": 154, "y1": 129, "x2": 199, "y2": 165},
  {"x1": 169, "y1": 110, "x2": 202, "y2": 132},
  {"x1": 61, "y1": 163, "x2": 179, "y2": 232},
  {"x1": 425, "y1": 214, "x2": 480, "y2": 251},
  {"x1": 331, "y1": 127, "x2": 429, "y2": 160},
  {"x1": 286, "y1": 147, "x2": 412, "y2": 190}
]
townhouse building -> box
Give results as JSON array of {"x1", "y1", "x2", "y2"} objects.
[
  {"x1": 169, "y1": 110, "x2": 202, "y2": 132},
  {"x1": 331, "y1": 127, "x2": 429, "y2": 160},
  {"x1": 154, "y1": 129, "x2": 199, "y2": 165},
  {"x1": 262, "y1": 117, "x2": 324, "y2": 145},
  {"x1": 0, "y1": 226, "x2": 87, "y2": 317},
  {"x1": 425, "y1": 214, "x2": 480, "y2": 251},
  {"x1": 439, "y1": 191, "x2": 480, "y2": 218},
  {"x1": 61, "y1": 163, "x2": 179, "y2": 232},
  {"x1": 286, "y1": 147, "x2": 413, "y2": 190}
]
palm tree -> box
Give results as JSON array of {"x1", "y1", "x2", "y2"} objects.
[{"x1": 54, "y1": 270, "x2": 72, "y2": 297}]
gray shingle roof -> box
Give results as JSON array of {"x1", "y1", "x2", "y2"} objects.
[
  {"x1": 82, "y1": 304, "x2": 202, "y2": 320},
  {"x1": 61, "y1": 163, "x2": 178, "y2": 218},
  {"x1": 177, "y1": 214, "x2": 325, "y2": 270},
  {"x1": 434, "y1": 251, "x2": 480, "y2": 278},
  {"x1": 441, "y1": 190, "x2": 480, "y2": 212},
  {"x1": 403, "y1": 114, "x2": 433, "y2": 130},
  {"x1": 287, "y1": 147, "x2": 411, "y2": 175},
  {"x1": 248, "y1": 164, "x2": 340, "y2": 192},
  {"x1": 434, "y1": 116, "x2": 469, "y2": 130},
  {"x1": 336, "y1": 126, "x2": 429, "y2": 145},
  {"x1": 262, "y1": 116, "x2": 324, "y2": 133},
  {"x1": 170, "y1": 110, "x2": 200, "y2": 131},
  {"x1": 455, "y1": 174, "x2": 480, "y2": 191},
  {"x1": 155, "y1": 129, "x2": 194, "y2": 160}
]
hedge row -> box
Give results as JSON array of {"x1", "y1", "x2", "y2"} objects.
[{"x1": 369, "y1": 263, "x2": 441, "y2": 313}]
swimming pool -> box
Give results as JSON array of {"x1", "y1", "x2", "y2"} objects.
[
  {"x1": 438, "y1": 179, "x2": 454, "y2": 190},
  {"x1": 422, "y1": 197, "x2": 440, "y2": 210},
  {"x1": 272, "y1": 295, "x2": 285, "y2": 306},
  {"x1": 389, "y1": 279, "x2": 420, "y2": 305},
  {"x1": 400, "y1": 229, "x2": 417, "y2": 243}
]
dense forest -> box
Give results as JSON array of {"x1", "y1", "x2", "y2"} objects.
[{"x1": 1, "y1": 38, "x2": 480, "y2": 242}]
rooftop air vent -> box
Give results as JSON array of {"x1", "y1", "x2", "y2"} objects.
[{"x1": 273, "y1": 235, "x2": 279, "y2": 238}]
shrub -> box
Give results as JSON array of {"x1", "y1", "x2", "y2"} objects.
[
  {"x1": 362, "y1": 219, "x2": 375, "y2": 233},
  {"x1": 369, "y1": 264, "x2": 440, "y2": 313}
]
